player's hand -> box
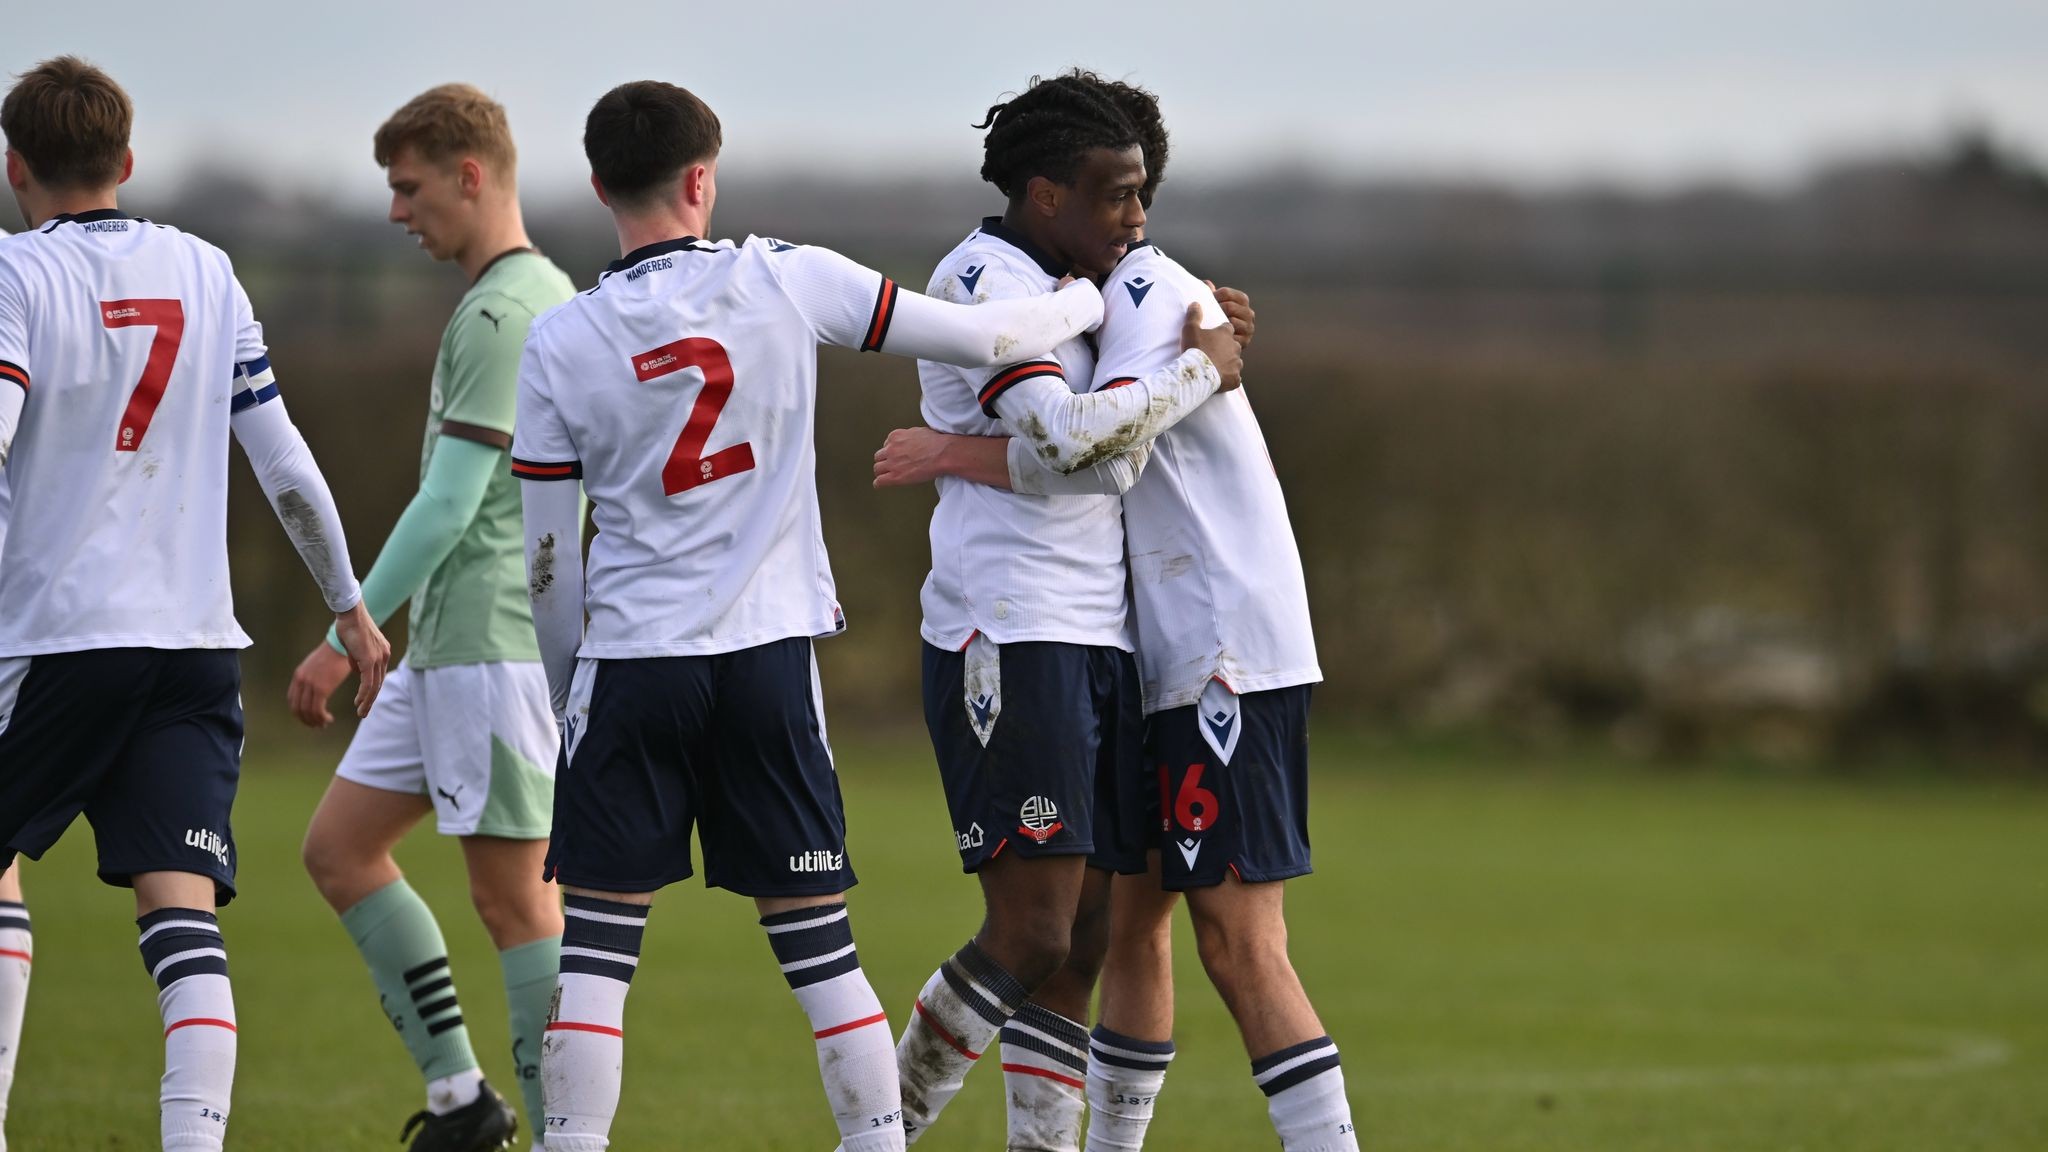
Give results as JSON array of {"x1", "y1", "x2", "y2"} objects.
[
  {"x1": 874, "y1": 427, "x2": 958, "y2": 488},
  {"x1": 1181, "y1": 302, "x2": 1243, "y2": 391},
  {"x1": 287, "y1": 641, "x2": 356, "y2": 729},
  {"x1": 332, "y1": 602, "x2": 392, "y2": 719},
  {"x1": 1209, "y1": 281, "x2": 1256, "y2": 349}
]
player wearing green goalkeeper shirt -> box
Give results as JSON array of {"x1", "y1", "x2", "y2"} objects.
[{"x1": 289, "y1": 84, "x2": 573, "y2": 1152}]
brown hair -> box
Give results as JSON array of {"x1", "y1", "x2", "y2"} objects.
[
  {"x1": 1, "y1": 56, "x2": 133, "y2": 191},
  {"x1": 373, "y1": 83, "x2": 517, "y2": 176},
  {"x1": 583, "y1": 81, "x2": 721, "y2": 208}
]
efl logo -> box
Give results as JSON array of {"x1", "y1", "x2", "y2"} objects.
[
  {"x1": 1017, "y1": 797, "x2": 1063, "y2": 844},
  {"x1": 789, "y1": 849, "x2": 844, "y2": 873},
  {"x1": 185, "y1": 828, "x2": 230, "y2": 868},
  {"x1": 104, "y1": 306, "x2": 142, "y2": 322},
  {"x1": 639, "y1": 352, "x2": 678, "y2": 374}
]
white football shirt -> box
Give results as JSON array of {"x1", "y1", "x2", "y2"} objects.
[
  {"x1": 513, "y1": 236, "x2": 910, "y2": 658},
  {"x1": 0, "y1": 211, "x2": 280, "y2": 655},
  {"x1": 918, "y1": 219, "x2": 1129, "y2": 652},
  {"x1": 1101, "y1": 242, "x2": 1321, "y2": 712}
]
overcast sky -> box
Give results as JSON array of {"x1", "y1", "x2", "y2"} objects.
[{"x1": 8, "y1": 0, "x2": 2046, "y2": 205}]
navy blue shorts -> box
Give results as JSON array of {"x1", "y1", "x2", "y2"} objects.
[
  {"x1": 1145, "y1": 685, "x2": 1314, "y2": 890},
  {"x1": 922, "y1": 639, "x2": 1144, "y2": 872},
  {"x1": 545, "y1": 637, "x2": 855, "y2": 897},
  {"x1": 0, "y1": 648, "x2": 243, "y2": 902}
]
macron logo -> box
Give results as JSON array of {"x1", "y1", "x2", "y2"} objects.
[
  {"x1": 1124, "y1": 277, "x2": 1153, "y2": 308},
  {"x1": 960, "y1": 264, "x2": 985, "y2": 295}
]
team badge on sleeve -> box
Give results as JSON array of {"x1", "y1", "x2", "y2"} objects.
[
  {"x1": 963, "y1": 634, "x2": 1002, "y2": 747},
  {"x1": 1198, "y1": 677, "x2": 1242, "y2": 765}
]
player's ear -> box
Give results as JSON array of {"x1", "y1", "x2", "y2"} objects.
[
  {"x1": 589, "y1": 172, "x2": 610, "y2": 208},
  {"x1": 117, "y1": 149, "x2": 134, "y2": 187},
  {"x1": 1024, "y1": 175, "x2": 1059, "y2": 219},
  {"x1": 4, "y1": 150, "x2": 25, "y2": 194},
  {"x1": 459, "y1": 157, "x2": 485, "y2": 200},
  {"x1": 684, "y1": 162, "x2": 710, "y2": 208}
]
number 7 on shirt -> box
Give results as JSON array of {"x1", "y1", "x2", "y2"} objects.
[{"x1": 101, "y1": 298, "x2": 185, "y2": 453}]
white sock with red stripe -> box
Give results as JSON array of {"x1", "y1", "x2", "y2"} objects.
[
  {"x1": 892, "y1": 939, "x2": 1030, "y2": 1145},
  {"x1": 138, "y1": 908, "x2": 235, "y2": 1151},
  {"x1": 542, "y1": 895, "x2": 647, "y2": 1152},
  {"x1": 762, "y1": 903, "x2": 902, "y2": 1151},
  {"x1": 999, "y1": 1004, "x2": 1089, "y2": 1152},
  {"x1": 0, "y1": 900, "x2": 30, "y2": 1147}
]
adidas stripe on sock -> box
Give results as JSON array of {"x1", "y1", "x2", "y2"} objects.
[
  {"x1": 894, "y1": 939, "x2": 1030, "y2": 1143},
  {"x1": 543, "y1": 896, "x2": 648, "y2": 1151},
  {"x1": 762, "y1": 903, "x2": 901, "y2": 1152},
  {"x1": 1252, "y1": 1036, "x2": 1358, "y2": 1152},
  {"x1": 1000, "y1": 1003, "x2": 1088, "y2": 1152},
  {"x1": 1084, "y1": 1025, "x2": 1174, "y2": 1152},
  {"x1": 139, "y1": 908, "x2": 236, "y2": 1151}
]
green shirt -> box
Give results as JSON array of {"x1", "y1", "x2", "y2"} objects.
[{"x1": 407, "y1": 249, "x2": 575, "y2": 668}]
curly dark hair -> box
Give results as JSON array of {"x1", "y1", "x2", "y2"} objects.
[
  {"x1": 976, "y1": 70, "x2": 1143, "y2": 199},
  {"x1": 1076, "y1": 74, "x2": 1169, "y2": 208}
]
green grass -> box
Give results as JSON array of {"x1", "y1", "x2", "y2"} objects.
[{"x1": 11, "y1": 731, "x2": 2048, "y2": 1150}]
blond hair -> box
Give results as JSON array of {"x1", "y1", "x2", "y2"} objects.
[{"x1": 373, "y1": 83, "x2": 517, "y2": 177}]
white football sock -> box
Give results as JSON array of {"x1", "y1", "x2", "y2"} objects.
[
  {"x1": 139, "y1": 908, "x2": 236, "y2": 1151},
  {"x1": 543, "y1": 896, "x2": 647, "y2": 1152},
  {"x1": 999, "y1": 1004, "x2": 1088, "y2": 1152},
  {"x1": 1083, "y1": 1025, "x2": 1174, "y2": 1152},
  {"x1": 1253, "y1": 1036, "x2": 1358, "y2": 1152},
  {"x1": 894, "y1": 939, "x2": 1029, "y2": 1144},
  {"x1": 0, "y1": 899, "x2": 30, "y2": 1150},
  {"x1": 762, "y1": 904, "x2": 902, "y2": 1152}
]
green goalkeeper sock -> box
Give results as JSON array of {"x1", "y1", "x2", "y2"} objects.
[
  {"x1": 340, "y1": 878, "x2": 480, "y2": 1084},
  {"x1": 500, "y1": 933, "x2": 561, "y2": 1134}
]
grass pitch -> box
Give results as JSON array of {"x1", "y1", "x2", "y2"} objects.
[{"x1": 11, "y1": 731, "x2": 2047, "y2": 1150}]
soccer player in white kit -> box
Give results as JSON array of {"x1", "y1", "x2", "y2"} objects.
[
  {"x1": 874, "y1": 74, "x2": 1358, "y2": 1152},
  {"x1": 0, "y1": 234, "x2": 21, "y2": 1152},
  {"x1": 875, "y1": 72, "x2": 1253, "y2": 1152},
  {"x1": 512, "y1": 81, "x2": 1225, "y2": 1152},
  {"x1": 0, "y1": 57, "x2": 391, "y2": 1151}
]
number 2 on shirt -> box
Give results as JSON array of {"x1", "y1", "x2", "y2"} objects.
[
  {"x1": 101, "y1": 298, "x2": 185, "y2": 453},
  {"x1": 631, "y1": 336, "x2": 756, "y2": 495}
]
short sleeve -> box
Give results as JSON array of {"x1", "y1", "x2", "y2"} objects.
[
  {"x1": 1090, "y1": 264, "x2": 1210, "y2": 392},
  {"x1": 754, "y1": 240, "x2": 896, "y2": 352},
  {"x1": 227, "y1": 274, "x2": 277, "y2": 413},
  {"x1": 0, "y1": 258, "x2": 31, "y2": 393},
  {"x1": 509, "y1": 334, "x2": 579, "y2": 481},
  {"x1": 441, "y1": 293, "x2": 532, "y2": 438}
]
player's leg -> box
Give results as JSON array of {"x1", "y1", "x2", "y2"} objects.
[
  {"x1": 433, "y1": 661, "x2": 564, "y2": 1142},
  {"x1": 0, "y1": 861, "x2": 26, "y2": 1150},
  {"x1": 710, "y1": 639, "x2": 903, "y2": 1152},
  {"x1": 0, "y1": 652, "x2": 150, "y2": 1146},
  {"x1": 1171, "y1": 685, "x2": 1355, "y2": 1152},
  {"x1": 1002, "y1": 649, "x2": 1152, "y2": 1152},
  {"x1": 1086, "y1": 857, "x2": 1181, "y2": 1152},
  {"x1": 539, "y1": 657, "x2": 699, "y2": 1151},
  {"x1": 303, "y1": 664, "x2": 507, "y2": 1141},
  {"x1": 93, "y1": 650, "x2": 247, "y2": 1152}
]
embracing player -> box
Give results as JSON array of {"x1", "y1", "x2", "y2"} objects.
[
  {"x1": 512, "y1": 81, "x2": 1235, "y2": 1152},
  {"x1": 874, "y1": 73, "x2": 1357, "y2": 1152},
  {"x1": 289, "y1": 84, "x2": 575, "y2": 1152},
  {"x1": 0, "y1": 57, "x2": 389, "y2": 1152},
  {"x1": 877, "y1": 71, "x2": 1255, "y2": 1151}
]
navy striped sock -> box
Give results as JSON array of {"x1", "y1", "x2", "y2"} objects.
[
  {"x1": 1252, "y1": 1036, "x2": 1357, "y2": 1151},
  {"x1": 559, "y1": 894, "x2": 648, "y2": 983}
]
